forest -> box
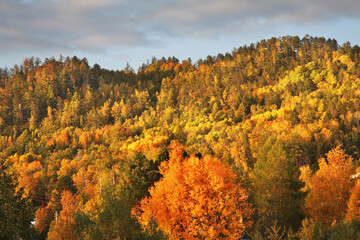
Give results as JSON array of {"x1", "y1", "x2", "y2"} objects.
[{"x1": 1, "y1": 35, "x2": 360, "y2": 239}]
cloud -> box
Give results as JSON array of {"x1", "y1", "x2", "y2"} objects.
[
  {"x1": 151, "y1": 0, "x2": 360, "y2": 35},
  {"x1": 0, "y1": 0, "x2": 359, "y2": 61}
]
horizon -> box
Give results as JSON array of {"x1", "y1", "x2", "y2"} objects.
[
  {"x1": 1, "y1": 0, "x2": 359, "y2": 71},
  {"x1": 2, "y1": 34, "x2": 358, "y2": 72}
]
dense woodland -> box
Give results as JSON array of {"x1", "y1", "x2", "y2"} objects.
[{"x1": 2, "y1": 35, "x2": 360, "y2": 239}]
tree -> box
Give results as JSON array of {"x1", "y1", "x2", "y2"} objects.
[
  {"x1": 252, "y1": 137, "x2": 304, "y2": 234},
  {"x1": 346, "y1": 179, "x2": 360, "y2": 221},
  {"x1": 328, "y1": 220, "x2": 360, "y2": 240},
  {"x1": 135, "y1": 145, "x2": 253, "y2": 239},
  {"x1": 75, "y1": 152, "x2": 166, "y2": 240},
  {"x1": 76, "y1": 188, "x2": 159, "y2": 240},
  {"x1": 35, "y1": 206, "x2": 54, "y2": 235},
  {"x1": 305, "y1": 147, "x2": 355, "y2": 226},
  {"x1": 124, "y1": 152, "x2": 163, "y2": 203},
  {"x1": 47, "y1": 190, "x2": 79, "y2": 240},
  {"x1": 13, "y1": 154, "x2": 43, "y2": 198},
  {"x1": 0, "y1": 161, "x2": 34, "y2": 239}
]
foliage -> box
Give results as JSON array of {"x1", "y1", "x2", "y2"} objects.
[
  {"x1": 328, "y1": 220, "x2": 360, "y2": 240},
  {"x1": 136, "y1": 144, "x2": 253, "y2": 239},
  {"x1": 1, "y1": 36, "x2": 360, "y2": 238},
  {"x1": 253, "y1": 137, "x2": 304, "y2": 233},
  {"x1": 47, "y1": 190, "x2": 80, "y2": 240},
  {"x1": 304, "y1": 147, "x2": 355, "y2": 226},
  {"x1": 0, "y1": 161, "x2": 34, "y2": 239},
  {"x1": 347, "y1": 180, "x2": 360, "y2": 221}
]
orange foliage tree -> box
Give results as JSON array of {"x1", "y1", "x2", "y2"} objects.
[
  {"x1": 346, "y1": 179, "x2": 360, "y2": 221},
  {"x1": 47, "y1": 190, "x2": 79, "y2": 240},
  {"x1": 304, "y1": 147, "x2": 355, "y2": 226},
  {"x1": 34, "y1": 189, "x2": 61, "y2": 235},
  {"x1": 13, "y1": 154, "x2": 43, "y2": 198},
  {"x1": 35, "y1": 206, "x2": 54, "y2": 234},
  {"x1": 135, "y1": 144, "x2": 253, "y2": 239}
]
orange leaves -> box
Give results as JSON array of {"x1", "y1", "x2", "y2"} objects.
[
  {"x1": 79, "y1": 131, "x2": 94, "y2": 149},
  {"x1": 160, "y1": 62, "x2": 176, "y2": 71},
  {"x1": 47, "y1": 129, "x2": 74, "y2": 149},
  {"x1": 346, "y1": 180, "x2": 360, "y2": 221},
  {"x1": 59, "y1": 191, "x2": 78, "y2": 221},
  {"x1": 57, "y1": 132, "x2": 70, "y2": 146},
  {"x1": 46, "y1": 138, "x2": 55, "y2": 147},
  {"x1": 79, "y1": 129, "x2": 104, "y2": 149},
  {"x1": 35, "y1": 206, "x2": 54, "y2": 233},
  {"x1": 135, "y1": 146, "x2": 253, "y2": 239},
  {"x1": 168, "y1": 140, "x2": 185, "y2": 164},
  {"x1": 72, "y1": 165, "x2": 97, "y2": 198},
  {"x1": 13, "y1": 154, "x2": 43, "y2": 197},
  {"x1": 304, "y1": 147, "x2": 355, "y2": 226},
  {"x1": 47, "y1": 190, "x2": 79, "y2": 240}
]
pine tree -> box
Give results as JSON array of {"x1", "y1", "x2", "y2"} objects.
[{"x1": 253, "y1": 137, "x2": 304, "y2": 234}]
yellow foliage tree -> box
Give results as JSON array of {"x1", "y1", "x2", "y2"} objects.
[{"x1": 305, "y1": 147, "x2": 355, "y2": 226}]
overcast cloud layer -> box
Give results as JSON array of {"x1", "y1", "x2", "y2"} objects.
[{"x1": 1, "y1": 0, "x2": 360, "y2": 69}]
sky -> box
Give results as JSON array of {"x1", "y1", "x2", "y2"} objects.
[{"x1": 1, "y1": 0, "x2": 360, "y2": 71}]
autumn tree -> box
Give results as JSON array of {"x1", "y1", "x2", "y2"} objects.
[
  {"x1": 2, "y1": 37, "x2": 360, "y2": 238},
  {"x1": 136, "y1": 145, "x2": 253, "y2": 239},
  {"x1": 0, "y1": 161, "x2": 33, "y2": 239},
  {"x1": 305, "y1": 147, "x2": 355, "y2": 226},
  {"x1": 47, "y1": 190, "x2": 80, "y2": 240},
  {"x1": 346, "y1": 178, "x2": 360, "y2": 221},
  {"x1": 13, "y1": 153, "x2": 43, "y2": 198},
  {"x1": 35, "y1": 206, "x2": 54, "y2": 235}
]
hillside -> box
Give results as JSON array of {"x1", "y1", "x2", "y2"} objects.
[{"x1": 2, "y1": 35, "x2": 360, "y2": 239}]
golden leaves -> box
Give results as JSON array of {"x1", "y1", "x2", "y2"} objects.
[{"x1": 304, "y1": 147, "x2": 355, "y2": 226}]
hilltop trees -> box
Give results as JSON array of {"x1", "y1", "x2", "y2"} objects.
[{"x1": 2, "y1": 36, "x2": 360, "y2": 238}]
